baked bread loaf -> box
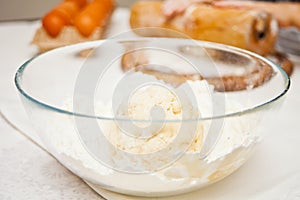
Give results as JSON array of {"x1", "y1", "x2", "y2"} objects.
[
  {"x1": 130, "y1": 1, "x2": 278, "y2": 55},
  {"x1": 214, "y1": 1, "x2": 300, "y2": 29}
]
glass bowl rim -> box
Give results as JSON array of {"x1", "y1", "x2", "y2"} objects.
[{"x1": 15, "y1": 38, "x2": 290, "y2": 123}]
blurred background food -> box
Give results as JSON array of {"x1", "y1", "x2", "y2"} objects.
[
  {"x1": 31, "y1": 0, "x2": 115, "y2": 52},
  {"x1": 129, "y1": 0, "x2": 298, "y2": 75},
  {"x1": 0, "y1": 0, "x2": 134, "y2": 21},
  {"x1": 130, "y1": 1, "x2": 278, "y2": 55},
  {"x1": 1, "y1": 0, "x2": 299, "y2": 57}
]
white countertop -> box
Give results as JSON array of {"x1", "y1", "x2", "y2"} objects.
[{"x1": 0, "y1": 8, "x2": 300, "y2": 200}]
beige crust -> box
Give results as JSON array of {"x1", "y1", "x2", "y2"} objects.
[{"x1": 31, "y1": 26, "x2": 103, "y2": 52}]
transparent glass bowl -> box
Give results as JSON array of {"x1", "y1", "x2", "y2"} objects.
[{"x1": 15, "y1": 38, "x2": 290, "y2": 197}]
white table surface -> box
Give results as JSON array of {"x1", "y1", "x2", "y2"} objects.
[{"x1": 1, "y1": 8, "x2": 300, "y2": 200}]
